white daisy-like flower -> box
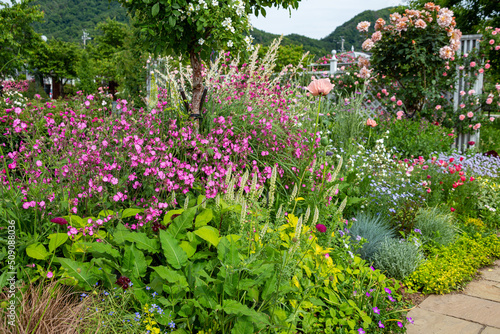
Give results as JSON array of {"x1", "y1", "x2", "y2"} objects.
[
  {"x1": 198, "y1": 38, "x2": 205, "y2": 45},
  {"x1": 227, "y1": 40, "x2": 233, "y2": 47}
]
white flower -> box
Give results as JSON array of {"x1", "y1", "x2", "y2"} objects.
[
  {"x1": 211, "y1": 0, "x2": 218, "y2": 5},
  {"x1": 198, "y1": 38, "x2": 205, "y2": 45},
  {"x1": 227, "y1": 40, "x2": 233, "y2": 48}
]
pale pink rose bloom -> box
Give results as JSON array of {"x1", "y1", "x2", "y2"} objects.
[
  {"x1": 460, "y1": 90, "x2": 466, "y2": 96},
  {"x1": 490, "y1": 39, "x2": 495, "y2": 45},
  {"x1": 490, "y1": 117, "x2": 495, "y2": 122},
  {"x1": 415, "y1": 19, "x2": 427, "y2": 29},
  {"x1": 362, "y1": 39, "x2": 374, "y2": 51},
  {"x1": 397, "y1": 100, "x2": 403, "y2": 106},
  {"x1": 375, "y1": 18, "x2": 386, "y2": 31},
  {"x1": 473, "y1": 123, "x2": 481, "y2": 130},
  {"x1": 390, "y1": 96, "x2": 396, "y2": 102},
  {"x1": 470, "y1": 61, "x2": 476, "y2": 67},
  {"x1": 486, "y1": 98, "x2": 493, "y2": 104},
  {"x1": 306, "y1": 78, "x2": 333, "y2": 96},
  {"x1": 496, "y1": 83, "x2": 500, "y2": 91},
  {"x1": 359, "y1": 66, "x2": 372, "y2": 79},
  {"x1": 396, "y1": 110, "x2": 404, "y2": 117},
  {"x1": 467, "y1": 112, "x2": 474, "y2": 118},
  {"x1": 496, "y1": 46, "x2": 500, "y2": 51},
  {"x1": 439, "y1": 46, "x2": 454, "y2": 59},
  {"x1": 459, "y1": 115, "x2": 465, "y2": 120},
  {"x1": 371, "y1": 31, "x2": 382, "y2": 43},
  {"x1": 435, "y1": 105, "x2": 441, "y2": 110},
  {"x1": 468, "y1": 89, "x2": 475, "y2": 95},
  {"x1": 460, "y1": 103, "x2": 465, "y2": 108},
  {"x1": 485, "y1": 64, "x2": 491, "y2": 69},
  {"x1": 357, "y1": 21, "x2": 371, "y2": 32}
]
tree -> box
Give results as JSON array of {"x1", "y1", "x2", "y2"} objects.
[
  {"x1": 408, "y1": 0, "x2": 500, "y2": 33},
  {"x1": 29, "y1": 40, "x2": 80, "y2": 99},
  {"x1": 0, "y1": 0, "x2": 44, "y2": 79},
  {"x1": 89, "y1": 19, "x2": 130, "y2": 96},
  {"x1": 117, "y1": 0, "x2": 301, "y2": 118}
]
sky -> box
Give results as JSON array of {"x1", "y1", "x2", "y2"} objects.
[{"x1": 249, "y1": 0, "x2": 406, "y2": 40}]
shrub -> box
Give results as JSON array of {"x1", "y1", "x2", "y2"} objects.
[
  {"x1": 372, "y1": 238, "x2": 424, "y2": 280},
  {"x1": 349, "y1": 212, "x2": 396, "y2": 261},
  {"x1": 405, "y1": 233, "x2": 500, "y2": 294},
  {"x1": 414, "y1": 207, "x2": 456, "y2": 246}
]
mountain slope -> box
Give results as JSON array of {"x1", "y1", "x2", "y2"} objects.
[{"x1": 31, "y1": 0, "x2": 128, "y2": 43}]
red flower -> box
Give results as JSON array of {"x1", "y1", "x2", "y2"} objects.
[
  {"x1": 315, "y1": 224, "x2": 327, "y2": 233},
  {"x1": 50, "y1": 217, "x2": 68, "y2": 225},
  {"x1": 450, "y1": 207, "x2": 456, "y2": 212}
]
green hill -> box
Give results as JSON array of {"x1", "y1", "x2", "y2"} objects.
[
  {"x1": 321, "y1": 7, "x2": 394, "y2": 52},
  {"x1": 31, "y1": 0, "x2": 128, "y2": 43},
  {"x1": 29, "y1": 0, "x2": 394, "y2": 58}
]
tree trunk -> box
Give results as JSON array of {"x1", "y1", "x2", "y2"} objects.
[
  {"x1": 109, "y1": 80, "x2": 118, "y2": 100},
  {"x1": 52, "y1": 77, "x2": 61, "y2": 100},
  {"x1": 190, "y1": 50, "x2": 203, "y2": 118}
]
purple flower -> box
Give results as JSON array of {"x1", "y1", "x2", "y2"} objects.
[
  {"x1": 358, "y1": 328, "x2": 365, "y2": 334},
  {"x1": 397, "y1": 321, "x2": 403, "y2": 328},
  {"x1": 315, "y1": 223, "x2": 327, "y2": 233},
  {"x1": 378, "y1": 321, "x2": 385, "y2": 328},
  {"x1": 385, "y1": 287, "x2": 392, "y2": 294},
  {"x1": 373, "y1": 307, "x2": 380, "y2": 314},
  {"x1": 388, "y1": 295, "x2": 396, "y2": 302},
  {"x1": 407, "y1": 317, "x2": 414, "y2": 324},
  {"x1": 50, "y1": 217, "x2": 68, "y2": 225}
]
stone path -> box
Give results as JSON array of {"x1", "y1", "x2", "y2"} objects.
[{"x1": 407, "y1": 259, "x2": 500, "y2": 334}]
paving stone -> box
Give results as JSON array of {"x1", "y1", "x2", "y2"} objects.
[
  {"x1": 419, "y1": 294, "x2": 500, "y2": 328},
  {"x1": 464, "y1": 280, "x2": 500, "y2": 302},
  {"x1": 483, "y1": 327, "x2": 500, "y2": 334},
  {"x1": 406, "y1": 307, "x2": 483, "y2": 334},
  {"x1": 480, "y1": 262, "x2": 500, "y2": 283}
]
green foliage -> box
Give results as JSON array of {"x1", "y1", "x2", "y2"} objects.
[
  {"x1": 389, "y1": 198, "x2": 423, "y2": 236},
  {"x1": 375, "y1": 117, "x2": 454, "y2": 158},
  {"x1": 258, "y1": 44, "x2": 311, "y2": 72},
  {"x1": 365, "y1": 5, "x2": 458, "y2": 117},
  {"x1": 414, "y1": 206, "x2": 457, "y2": 246},
  {"x1": 349, "y1": 212, "x2": 396, "y2": 261},
  {"x1": 0, "y1": 0, "x2": 44, "y2": 79},
  {"x1": 405, "y1": 233, "x2": 500, "y2": 294},
  {"x1": 372, "y1": 238, "x2": 424, "y2": 280},
  {"x1": 322, "y1": 8, "x2": 394, "y2": 51},
  {"x1": 76, "y1": 49, "x2": 97, "y2": 93},
  {"x1": 31, "y1": 0, "x2": 129, "y2": 43}
]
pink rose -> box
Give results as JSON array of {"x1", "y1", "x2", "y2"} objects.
[
  {"x1": 459, "y1": 114, "x2": 465, "y2": 120},
  {"x1": 467, "y1": 112, "x2": 473, "y2": 118},
  {"x1": 470, "y1": 62, "x2": 476, "y2": 67}
]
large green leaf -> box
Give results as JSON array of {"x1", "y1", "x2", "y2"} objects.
[
  {"x1": 223, "y1": 300, "x2": 269, "y2": 327},
  {"x1": 194, "y1": 226, "x2": 220, "y2": 247},
  {"x1": 26, "y1": 242, "x2": 50, "y2": 260},
  {"x1": 195, "y1": 208, "x2": 213, "y2": 228},
  {"x1": 179, "y1": 241, "x2": 196, "y2": 258},
  {"x1": 83, "y1": 242, "x2": 120, "y2": 260},
  {"x1": 58, "y1": 258, "x2": 98, "y2": 290},
  {"x1": 112, "y1": 223, "x2": 131, "y2": 244},
  {"x1": 159, "y1": 230, "x2": 188, "y2": 269},
  {"x1": 194, "y1": 277, "x2": 218, "y2": 309},
  {"x1": 152, "y1": 266, "x2": 188, "y2": 286},
  {"x1": 123, "y1": 232, "x2": 159, "y2": 253},
  {"x1": 167, "y1": 207, "x2": 196, "y2": 238},
  {"x1": 122, "y1": 244, "x2": 147, "y2": 278},
  {"x1": 48, "y1": 233, "x2": 68, "y2": 252},
  {"x1": 121, "y1": 208, "x2": 144, "y2": 219},
  {"x1": 152, "y1": 2, "x2": 160, "y2": 17}
]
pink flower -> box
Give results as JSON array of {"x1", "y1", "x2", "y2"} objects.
[
  {"x1": 490, "y1": 117, "x2": 495, "y2": 122},
  {"x1": 357, "y1": 21, "x2": 370, "y2": 32},
  {"x1": 485, "y1": 63, "x2": 491, "y2": 69},
  {"x1": 435, "y1": 105, "x2": 441, "y2": 110},
  {"x1": 450, "y1": 207, "x2": 455, "y2": 212},
  {"x1": 36, "y1": 160, "x2": 42, "y2": 167},
  {"x1": 14, "y1": 107, "x2": 22, "y2": 114},
  {"x1": 306, "y1": 78, "x2": 333, "y2": 96},
  {"x1": 51, "y1": 217, "x2": 68, "y2": 225},
  {"x1": 459, "y1": 114, "x2": 465, "y2": 120},
  {"x1": 316, "y1": 224, "x2": 327, "y2": 233},
  {"x1": 467, "y1": 112, "x2": 474, "y2": 118},
  {"x1": 397, "y1": 100, "x2": 403, "y2": 106},
  {"x1": 362, "y1": 39, "x2": 375, "y2": 51},
  {"x1": 366, "y1": 119, "x2": 377, "y2": 127},
  {"x1": 470, "y1": 61, "x2": 476, "y2": 67},
  {"x1": 390, "y1": 96, "x2": 396, "y2": 102},
  {"x1": 47, "y1": 271, "x2": 53, "y2": 279},
  {"x1": 486, "y1": 98, "x2": 493, "y2": 104},
  {"x1": 84, "y1": 101, "x2": 90, "y2": 107}
]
